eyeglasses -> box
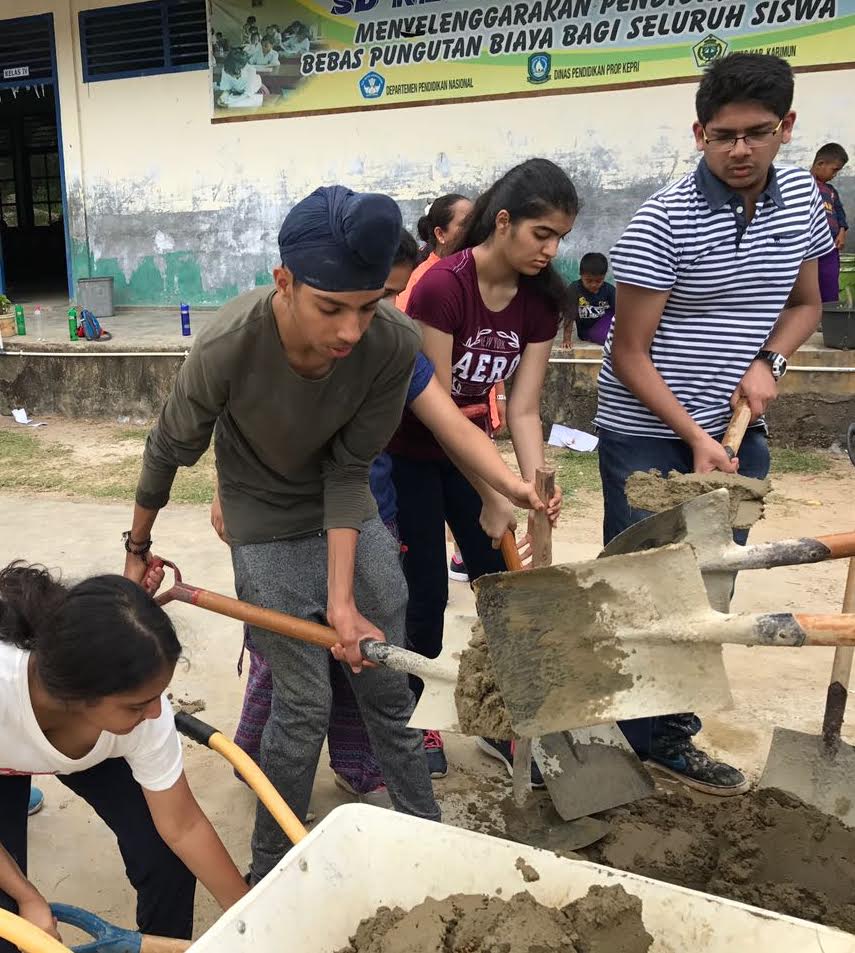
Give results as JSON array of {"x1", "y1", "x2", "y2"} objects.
[{"x1": 702, "y1": 118, "x2": 784, "y2": 152}]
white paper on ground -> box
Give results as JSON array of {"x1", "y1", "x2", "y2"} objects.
[
  {"x1": 548, "y1": 423, "x2": 598, "y2": 452},
  {"x1": 11, "y1": 408, "x2": 46, "y2": 427}
]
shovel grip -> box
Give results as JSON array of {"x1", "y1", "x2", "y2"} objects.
[{"x1": 722, "y1": 398, "x2": 752, "y2": 459}]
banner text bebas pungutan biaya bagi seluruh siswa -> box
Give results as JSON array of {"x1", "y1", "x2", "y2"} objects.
[{"x1": 209, "y1": 0, "x2": 855, "y2": 120}]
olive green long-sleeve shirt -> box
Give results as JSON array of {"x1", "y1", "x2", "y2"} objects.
[{"x1": 136, "y1": 289, "x2": 420, "y2": 546}]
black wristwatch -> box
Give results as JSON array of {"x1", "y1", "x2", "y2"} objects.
[{"x1": 756, "y1": 349, "x2": 788, "y2": 381}]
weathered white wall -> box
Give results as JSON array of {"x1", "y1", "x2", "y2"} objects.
[{"x1": 5, "y1": 0, "x2": 853, "y2": 306}]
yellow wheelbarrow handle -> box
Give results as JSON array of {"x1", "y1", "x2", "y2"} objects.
[
  {"x1": 0, "y1": 909, "x2": 72, "y2": 953},
  {"x1": 174, "y1": 713, "x2": 308, "y2": 844}
]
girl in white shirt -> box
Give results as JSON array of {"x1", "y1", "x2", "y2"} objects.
[{"x1": 0, "y1": 563, "x2": 248, "y2": 949}]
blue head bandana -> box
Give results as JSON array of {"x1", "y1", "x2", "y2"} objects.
[{"x1": 278, "y1": 185, "x2": 402, "y2": 292}]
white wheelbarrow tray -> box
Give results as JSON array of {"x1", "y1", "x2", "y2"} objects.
[{"x1": 190, "y1": 805, "x2": 855, "y2": 953}]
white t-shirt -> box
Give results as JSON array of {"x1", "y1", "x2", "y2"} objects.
[
  {"x1": 0, "y1": 643, "x2": 183, "y2": 792},
  {"x1": 249, "y1": 48, "x2": 279, "y2": 67}
]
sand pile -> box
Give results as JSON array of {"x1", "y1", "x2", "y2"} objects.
[
  {"x1": 454, "y1": 622, "x2": 513, "y2": 739},
  {"x1": 583, "y1": 786, "x2": 855, "y2": 933},
  {"x1": 336, "y1": 884, "x2": 652, "y2": 953},
  {"x1": 625, "y1": 470, "x2": 770, "y2": 529}
]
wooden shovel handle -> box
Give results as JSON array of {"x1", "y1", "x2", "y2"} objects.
[
  {"x1": 815, "y1": 532, "x2": 855, "y2": 559},
  {"x1": 791, "y1": 613, "x2": 855, "y2": 645},
  {"x1": 832, "y1": 560, "x2": 855, "y2": 675},
  {"x1": 722, "y1": 398, "x2": 752, "y2": 459},
  {"x1": 140, "y1": 938, "x2": 193, "y2": 953},
  {"x1": 501, "y1": 531, "x2": 524, "y2": 572},
  {"x1": 157, "y1": 564, "x2": 338, "y2": 650},
  {"x1": 530, "y1": 467, "x2": 556, "y2": 570}
]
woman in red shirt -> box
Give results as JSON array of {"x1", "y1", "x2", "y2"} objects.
[
  {"x1": 388, "y1": 158, "x2": 576, "y2": 780},
  {"x1": 397, "y1": 193, "x2": 473, "y2": 313}
]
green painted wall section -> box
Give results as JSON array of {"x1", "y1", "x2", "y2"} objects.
[
  {"x1": 72, "y1": 240, "x2": 240, "y2": 308},
  {"x1": 71, "y1": 240, "x2": 581, "y2": 309}
]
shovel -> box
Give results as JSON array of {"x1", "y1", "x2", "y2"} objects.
[
  {"x1": 758, "y1": 558, "x2": 855, "y2": 825},
  {"x1": 603, "y1": 488, "x2": 855, "y2": 611},
  {"x1": 474, "y1": 542, "x2": 855, "y2": 736},
  {"x1": 624, "y1": 399, "x2": 771, "y2": 531},
  {"x1": 154, "y1": 560, "x2": 462, "y2": 733},
  {"x1": 523, "y1": 470, "x2": 655, "y2": 821}
]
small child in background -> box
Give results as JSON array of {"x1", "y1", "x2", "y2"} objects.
[
  {"x1": 811, "y1": 142, "x2": 849, "y2": 304},
  {"x1": 563, "y1": 252, "x2": 616, "y2": 347}
]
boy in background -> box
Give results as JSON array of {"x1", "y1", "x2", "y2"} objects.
[
  {"x1": 811, "y1": 142, "x2": 849, "y2": 303},
  {"x1": 563, "y1": 252, "x2": 616, "y2": 347}
]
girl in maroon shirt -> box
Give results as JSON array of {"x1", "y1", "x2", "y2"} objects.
[{"x1": 388, "y1": 158, "x2": 576, "y2": 780}]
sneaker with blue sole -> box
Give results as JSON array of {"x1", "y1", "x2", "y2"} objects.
[
  {"x1": 647, "y1": 741, "x2": 749, "y2": 796},
  {"x1": 28, "y1": 787, "x2": 44, "y2": 816},
  {"x1": 476, "y1": 737, "x2": 545, "y2": 789}
]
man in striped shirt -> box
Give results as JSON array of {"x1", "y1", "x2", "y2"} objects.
[{"x1": 595, "y1": 53, "x2": 833, "y2": 796}]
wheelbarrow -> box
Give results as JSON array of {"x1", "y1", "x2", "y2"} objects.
[
  {"x1": 189, "y1": 805, "x2": 855, "y2": 953},
  {"x1": 0, "y1": 716, "x2": 307, "y2": 953}
]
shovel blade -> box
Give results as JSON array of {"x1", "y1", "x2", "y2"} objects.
[
  {"x1": 603, "y1": 489, "x2": 737, "y2": 612},
  {"x1": 408, "y1": 612, "x2": 477, "y2": 733},
  {"x1": 759, "y1": 727, "x2": 855, "y2": 826},
  {"x1": 533, "y1": 725, "x2": 656, "y2": 821},
  {"x1": 476, "y1": 545, "x2": 733, "y2": 735},
  {"x1": 408, "y1": 671, "x2": 461, "y2": 733}
]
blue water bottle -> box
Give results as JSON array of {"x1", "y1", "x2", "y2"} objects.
[{"x1": 180, "y1": 302, "x2": 191, "y2": 337}]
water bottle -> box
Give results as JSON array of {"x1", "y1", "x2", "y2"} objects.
[
  {"x1": 67, "y1": 307, "x2": 78, "y2": 342},
  {"x1": 14, "y1": 304, "x2": 25, "y2": 336},
  {"x1": 32, "y1": 304, "x2": 44, "y2": 341},
  {"x1": 180, "y1": 302, "x2": 191, "y2": 337}
]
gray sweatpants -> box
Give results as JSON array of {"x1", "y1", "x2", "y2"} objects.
[{"x1": 231, "y1": 518, "x2": 440, "y2": 881}]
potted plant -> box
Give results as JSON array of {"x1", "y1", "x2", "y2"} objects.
[{"x1": 0, "y1": 295, "x2": 11, "y2": 314}]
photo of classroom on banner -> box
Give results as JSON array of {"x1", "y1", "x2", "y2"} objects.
[{"x1": 208, "y1": 0, "x2": 854, "y2": 121}]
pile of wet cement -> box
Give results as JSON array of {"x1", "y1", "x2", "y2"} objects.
[
  {"x1": 336, "y1": 883, "x2": 652, "y2": 953},
  {"x1": 582, "y1": 786, "x2": 855, "y2": 933},
  {"x1": 455, "y1": 622, "x2": 513, "y2": 740},
  {"x1": 625, "y1": 469, "x2": 770, "y2": 529}
]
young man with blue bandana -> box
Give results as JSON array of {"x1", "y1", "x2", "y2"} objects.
[{"x1": 124, "y1": 187, "x2": 441, "y2": 882}]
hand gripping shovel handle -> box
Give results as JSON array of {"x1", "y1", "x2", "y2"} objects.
[
  {"x1": 153, "y1": 559, "x2": 446, "y2": 679},
  {"x1": 722, "y1": 398, "x2": 752, "y2": 459},
  {"x1": 175, "y1": 713, "x2": 307, "y2": 844}
]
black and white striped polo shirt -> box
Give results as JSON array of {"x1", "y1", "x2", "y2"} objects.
[{"x1": 595, "y1": 160, "x2": 834, "y2": 438}]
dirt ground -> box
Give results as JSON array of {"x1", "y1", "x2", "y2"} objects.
[{"x1": 2, "y1": 416, "x2": 854, "y2": 939}]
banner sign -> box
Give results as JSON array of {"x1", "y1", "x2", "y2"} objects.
[{"x1": 209, "y1": 0, "x2": 855, "y2": 121}]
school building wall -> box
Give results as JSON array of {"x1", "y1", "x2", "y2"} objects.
[{"x1": 6, "y1": 0, "x2": 855, "y2": 308}]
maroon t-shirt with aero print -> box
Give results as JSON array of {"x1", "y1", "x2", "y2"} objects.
[{"x1": 389, "y1": 248, "x2": 559, "y2": 460}]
